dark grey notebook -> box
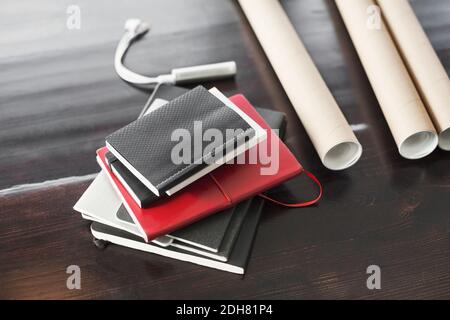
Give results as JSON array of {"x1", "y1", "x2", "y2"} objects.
[
  {"x1": 105, "y1": 85, "x2": 255, "y2": 196},
  {"x1": 116, "y1": 205, "x2": 236, "y2": 254},
  {"x1": 91, "y1": 195, "x2": 266, "y2": 274}
]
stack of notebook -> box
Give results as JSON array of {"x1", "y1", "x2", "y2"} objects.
[{"x1": 74, "y1": 85, "x2": 301, "y2": 274}]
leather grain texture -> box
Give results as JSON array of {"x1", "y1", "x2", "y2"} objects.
[{"x1": 106, "y1": 86, "x2": 254, "y2": 192}]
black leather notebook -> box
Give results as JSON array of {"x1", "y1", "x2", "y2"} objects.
[
  {"x1": 105, "y1": 86, "x2": 257, "y2": 197},
  {"x1": 116, "y1": 204, "x2": 236, "y2": 254},
  {"x1": 90, "y1": 196, "x2": 266, "y2": 274},
  {"x1": 106, "y1": 87, "x2": 279, "y2": 209}
]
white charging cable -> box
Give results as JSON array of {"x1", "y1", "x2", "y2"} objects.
[{"x1": 114, "y1": 19, "x2": 237, "y2": 86}]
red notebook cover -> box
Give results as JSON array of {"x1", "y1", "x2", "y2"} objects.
[{"x1": 97, "y1": 94, "x2": 302, "y2": 242}]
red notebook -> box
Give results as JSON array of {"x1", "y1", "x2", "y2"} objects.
[{"x1": 97, "y1": 94, "x2": 302, "y2": 242}]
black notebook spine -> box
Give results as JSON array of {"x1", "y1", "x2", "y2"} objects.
[
  {"x1": 105, "y1": 86, "x2": 254, "y2": 195},
  {"x1": 105, "y1": 152, "x2": 161, "y2": 208}
]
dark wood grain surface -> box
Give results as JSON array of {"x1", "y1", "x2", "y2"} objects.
[{"x1": 0, "y1": 0, "x2": 449, "y2": 299}]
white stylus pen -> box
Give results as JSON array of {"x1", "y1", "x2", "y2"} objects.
[{"x1": 114, "y1": 19, "x2": 237, "y2": 86}]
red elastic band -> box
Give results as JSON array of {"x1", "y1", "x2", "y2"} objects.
[
  {"x1": 209, "y1": 174, "x2": 233, "y2": 204},
  {"x1": 258, "y1": 169, "x2": 322, "y2": 208}
]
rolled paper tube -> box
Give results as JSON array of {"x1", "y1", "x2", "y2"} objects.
[
  {"x1": 238, "y1": 0, "x2": 362, "y2": 170},
  {"x1": 376, "y1": 0, "x2": 450, "y2": 151},
  {"x1": 335, "y1": 0, "x2": 438, "y2": 159}
]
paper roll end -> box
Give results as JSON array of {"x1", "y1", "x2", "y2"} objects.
[
  {"x1": 438, "y1": 127, "x2": 450, "y2": 151},
  {"x1": 399, "y1": 131, "x2": 438, "y2": 159},
  {"x1": 323, "y1": 141, "x2": 362, "y2": 171}
]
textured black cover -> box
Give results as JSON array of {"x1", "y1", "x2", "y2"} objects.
[
  {"x1": 106, "y1": 85, "x2": 254, "y2": 194},
  {"x1": 107, "y1": 88, "x2": 287, "y2": 209}
]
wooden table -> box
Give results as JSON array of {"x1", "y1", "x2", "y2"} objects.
[{"x1": 1, "y1": 0, "x2": 449, "y2": 299}]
